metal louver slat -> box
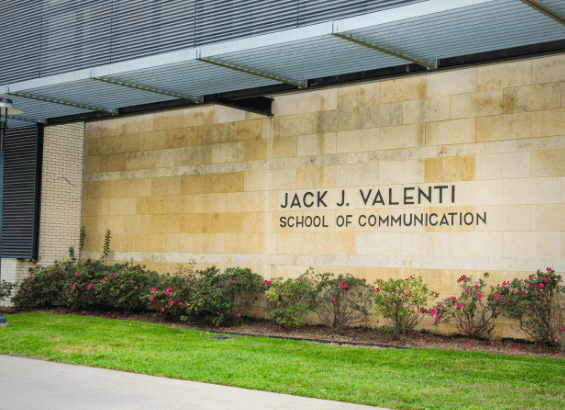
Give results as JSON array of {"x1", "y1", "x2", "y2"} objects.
[
  {"x1": 1, "y1": 126, "x2": 43, "y2": 259},
  {"x1": 110, "y1": 0, "x2": 197, "y2": 63},
  {"x1": 0, "y1": 1, "x2": 42, "y2": 85},
  {"x1": 39, "y1": 0, "x2": 113, "y2": 76}
]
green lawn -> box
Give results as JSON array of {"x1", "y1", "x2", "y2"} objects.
[{"x1": 1, "y1": 313, "x2": 564, "y2": 410}]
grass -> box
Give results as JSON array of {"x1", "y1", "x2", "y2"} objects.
[{"x1": 1, "y1": 313, "x2": 564, "y2": 410}]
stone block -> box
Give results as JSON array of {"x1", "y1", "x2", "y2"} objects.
[
  {"x1": 296, "y1": 166, "x2": 336, "y2": 189},
  {"x1": 83, "y1": 156, "x2": 100, "y2": 174},
  {"x1": 380, "y1": 123, "x2": 425, "y2": 150},
  {"x1": 193, "y1": 193, "x2": 228, "y2": 213},
  {"x1": 154, "y1": 110, "x2": 184, "y2": 131},
  {"x1": 213, "y1": 105, "x2": 246, "y2": 124},
  {"x1": 271, "y1": 136, "x2": 297, "y2": 158},
  {"x1": 244, "y1": 139, "x2": 269, "y2": 161},
  {"x1": 477, "y1": 60, "x2": 532, "y2": 91},
  {"x1": 181, "y1": 172, "x2": 244, "y2": 195},
  {"x1": 315, "y1": 233, "x2": 355, "y2": 255},
  {"x1": 317, "y1": 108, "x2": 359, "y2": 133},
  {"x1": 336, "y1": 161, "x2": 379, "y2": 187},
  {"x1": 403, "y1": 96, "x2": 450, "y2": 124},
  {"x1": 531, "y1": 204, "x2": 565, "y2": 231},
  {"x1": 136, "y1": 196, "x2": 166, "y2": 215},
  {"x1": 228, "y1": 120, "x2": 263, "y2": 142},
  {"x1": 151, "y1": 214, "x2": 180, "y2": 234},
  {"x1": 211, "y1": 142, "x2": 245, "y2": 164},
  {"x1": 356, "y1": 232, "x2": 401, "y2": 256},
  {"x1": 272, "y1": 94, "x2": 300, "y2": 116},
  {"x1": 380, "y1": 76, "x2": 426, "y2": 103},
  {"x1": 475, "y1": 152, "x2": 530, "y2": 180},
  {"x1": 531, "y1": 149, "x2": 565, "y2": 177},
  {"x1": 198, "y1": 123, "x2": 229, "y2": 145},
  {"x1": 337, "y1": 82, "x2": 380, "y2": 108},
  {"x1": 503, "y1": 232, "x2": 561, "y2": 259},
  {"x1": 164, "y1": 195, "x2": 194, "y2": 214},
  {"x1": 425, "y1": 156, "x2": 476, "y2": 183},
  {"x1": 451, "y1": 90, "x2": 503, "y2": 119},
  {"x1": 276, "y1": 232, "x2": 316, "y2": 254},
  {"x1": 449, "y1": 232, "x2": 503, "y2": 258},
  {"x1": 242, "y1": 212, "x2": 266, "y2": 233},
  {"x1": 178, "y1": 214, "x2": 210, "y2": 234},
  {"x1": 209, "y1": 213, "x2": 243, "y2": 234},
  {"x1": 425, "y1": 119, "x2": 475, "y2": 146},
  {"x1": 380, "y1": 159, "x2": 425, "y2": 185},
  {"x1": 180, "y1": 145, "x2": 213, "y2": 166},
  {"x1": 270, "y1": 168, "x2": 297, "y2": 190},
  {"x1": 336, "y1": 128, "x2": 379, "y2": 153},
  {"x1": 400, "y1": 232, "x2": 450, "y2": 257},
  {"x1": 244, "y1": 170, "x2": 269, "y2": 192},
  {"x1": 502, "y1": 177, "x2": 562, "y2": 204},
  {"x1": 475, "y1": 113, "x2": 531, "y2": 142},
  {"x1": 166, "y1": 127, "x2": 198, "y2": 149},
  {"x1": 422, "y1": 206, "x2": 478, "y2": 233},
  {"x1": 279, "y1": 113, "x2": 318, "y2": 137},
  {"x1": 109, "y1": 197, "x2": 135, "y2": 216},
  {"x1": 297, "y1": 133, "x2": 337, "y2": 156},
  {"x1": 192, "y1": 233, "x2": 225, "y2": 254},
  {"x1": 151, "y1": 177, "x2": 181, "y2": 196},
  {"x1": 531, "y1": 109, "x2": 565, "y2": 138},
  {"x1": 532, "y1": 53, "x2": 565, "y2": 84},
  {"x1": 183, "y1": 106, "x2": 214, "y2": 127},
  {"x1": 99, "y1": 153, "x2": 126, "y2": 172},
  {"x1": 225, "y1": 233, "x2": 265, "y2": 254},
  {"x1": 297, "y1": 88, "x2": 338, "y2": 113},
  {"x1": 139, "y1": 131, "x2": 167, "y2": 151},
  {"x1": 427, "y1": 68, "x2": 476, "y2": 98},
  {"x1": 475, "y1": 205, "x2": 530, "y2": 232},
  {"x1": 502, "y1": 83, "x2": 561, "y2": 114},
  {"x1": 359, "y1": 102, "x2": 403, "y2": 129}
]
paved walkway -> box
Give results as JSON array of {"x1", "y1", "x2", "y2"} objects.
[{"x1": 0, "y1": 355, "x2": 391, "y2": 410}]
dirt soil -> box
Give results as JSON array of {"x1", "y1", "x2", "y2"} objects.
[{"x1": 3, "y1": 307, "x2": 564, "y2": 359}]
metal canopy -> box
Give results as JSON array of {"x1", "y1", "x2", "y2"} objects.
[{"x1": 2, "y1": 0, "x2": 565, "y2": 128}]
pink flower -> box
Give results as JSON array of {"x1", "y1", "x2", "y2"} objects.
[
  {"x1": 474, "y1": 285, "x2": 479, "y2": 290},
  {"x1": 331, "y1": 297, "x2": 336, "y2": 302},
  {"x1": 165, "y1": 290, "x2": 170, "y2": 295},
  {"x1": 477, "y1": 293, "x2": 482, "y2": 299},
  {"x1": 559, "y1": 327, "x2": 564, "y2": 332},
  {"x1": 539, "y1": 283, "x2": 544, "y2": 288},
  {"x1": 42, "y1": 287, "x2": 45, "y2": 291},
  {"x1": 237, "y1": 313, "x2": 241, "y2": 317},
  {"x1": 546, "y1": 267, "x2": 551, "y2": 272},
  {"x1": 152, "y1": 287, "x2": 156, "y2": 292},
  {"x1": 451, "y1": 296, "x2": 456, "y2": 302},
  {"x1": 169, "y1": 300, "x2": 174, "y2": 305},
  {"x1": 466, "y1": 342, "x2": 471, "y2": 345},
  {"x1": 72, "y1": 286, "x2": 76, "y2": 290},
  {"x1": 161, "y1": 307, "x2": 165, "y2": 312},
  {"x1": 75, "y1": 272, "x2": 80, "y2": 276},
  {"x1": 491, "y1": 341, "x2": 495, "y2": 346},
  {"x1": 87, "y1": 284, "x2": 92, "y2": 290},
  {"x1": 343, "y1": 283, "x2": 348, "y2": 288},
  {"x1": 457, "y1": 303, "x2": 463, "y2": 309},
  {"x1": 220, "y1": 294, "x2": 223, "y2": 297},
  {"x1": 120, "y1": 286, "x2": 123, "y2": 289},
  {"x1": 344, "y1": 290, "x2": 348, "y2": 295},
  {"x1": 430, "y1": 310, "x2": 436, "y2": 316},
  {"x1": 186, "y1": 277, "x2": 190, "y2": 281},
  {"x1": 407, "y1": 293, "x2": 412, "y2": 298},
  {"x1": 89, "y1": 275, "x2": 92, "y2": 278},
  {"x1": 520, "y1": 290, "x2": 525, "y2": 295},
  {"x1": 495, "y1": 309, "x2": 500, "y2": 313},
  {"x1": 435, "y1": 317, "x2": 441, "y2": 323},
  {"x1": 230, "y1": 279, "x2": 234, "y2": 283},
  {"x1": 494, "y1": 295, "x2": 499, "y2": 300},
  {"x1": 178, "y1": 302, "x2": 183, "y2": 305},
  {"x1": 69, "y1": 282, "x2": 72, "y2": 286},
  {"x1": 148, "y1": 297, "x2": 154, "y2": 302},
  {"x1": 100, "y1": 280, "x2": 103, "y2": 283},
  {"x1": 375, "y1": 287, "x2": 380, "y2": 291},
  {"x1": 129, "y1": 280, "x2": 133, "y2": 283}
]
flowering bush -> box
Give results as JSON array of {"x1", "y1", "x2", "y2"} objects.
[
  {"x1": 265, "y1": 269, "x2": 319, "y2": 328},
  {"x1": 373, "y1": 276, "x2": 437, "y2": 336},
  {"x1": 433, "y1": 273, "x2": 499, "y2": 339},
  {"x1": 491, "y1": 268, "x2": 565, "y2": 349},
  {"x1": 313, "y1": 272, "x2": 373, "y2": 333},
  {"x1": 0, "y1": 280, "x2": 14, "y2": 304}
]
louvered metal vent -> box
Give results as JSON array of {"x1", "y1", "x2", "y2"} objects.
[
  {"x1": 1, "y1": 125, "x2": 43, "y2": 259},
  {"x1": 297, "y1": 0, "x2": 427, "y2": 27},
  {"x1": 111, "y1": 0, "x2": 196, "y2": 63}
]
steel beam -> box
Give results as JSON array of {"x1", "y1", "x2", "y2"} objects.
[
  {"x1": 8, "y1": 92, "x2": 116, "y2": 114},
  {"x1": 91, "y1": 77, "x2": 203, "y2": 103},
  {"x1": 517, "y1": 0, "x2": 565, "y2": 26},
  {"x1": 198, "y1": 56, "x2": 307, "y2": 88},
  {"x1": 332, "y1": 32, "x2": 436, "y2": 69}
]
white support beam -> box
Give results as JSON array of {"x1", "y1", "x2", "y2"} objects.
[
  {"x1": 8, "y1": 92, "x2": 116, "y2": 114},
  {"x1": 332, "y1": 32, "x2": 436, "y2": 69},
  {"x1": 197, "y1": 56, "x2": 307, "y2": 88},
  {"x1": 91, "y1": 77, "x2": 203, "y2": 103},
  {"x1": 517, "y1": 0, "x2": 565, "y2": 25}
]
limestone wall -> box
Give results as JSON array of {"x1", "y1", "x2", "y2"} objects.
[{"x1": 81, "y1": 53, "x2": 565, "y2": 306}]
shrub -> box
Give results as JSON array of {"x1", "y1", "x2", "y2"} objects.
[
  {"x1": 265, "y1": 269, "x2": 319, "y2": 328},
  {"x1": 373, "y1": 276, "x2": 437, "y2": 336},
  {"x1": 492, "y1": 268, "x2": 565, "y2": 349},
  {"x1": 433, "y1": 273, "x2": 499, "y2": 339},
  {"x1": 0, "y1": 280, "x2": 15, "y2": 304},
  {"x1": 313, "y1": 272, "x2": 373, "y2": 333},
  {"x1": 149, "y1": 271, "x2": 195, "y2": 320}
]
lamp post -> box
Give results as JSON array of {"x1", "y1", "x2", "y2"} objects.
[{"x1": 0, "y1": 98, "x2": 24, "y2": 327}]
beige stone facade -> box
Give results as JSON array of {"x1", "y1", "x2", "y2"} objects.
[{"x1": 81, "y1": 53, "x2": 565, "y2": 308}]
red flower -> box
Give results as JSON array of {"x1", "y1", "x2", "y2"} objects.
[
  {"x1": 75, "y1": 272, "x2": 80, "y2": 276},
  {"x1": 477, "y1": 293, "x2": 482, "y2": 299},
  {"x1": 546, "y1": 267, "x2": 551, "y2": 272},
  {"x1": 457, "y1": 303, "x2": 463, "y2": 309},
  {"x1": 451, "y1": 296, "x2": 456, "y2": 302}
]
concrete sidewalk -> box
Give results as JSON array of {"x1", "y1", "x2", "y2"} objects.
[{"x1": 0, "y1": 355, "x2": 391, "y2": 410}]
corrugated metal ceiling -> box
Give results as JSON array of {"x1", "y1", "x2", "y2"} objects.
[{"x1": 2, "y1": 0, "x2": 565, "y2": 128}]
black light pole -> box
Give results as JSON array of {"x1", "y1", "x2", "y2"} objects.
[{"x1": 0, "y1": 98, "x2": 23, "y2": 327}]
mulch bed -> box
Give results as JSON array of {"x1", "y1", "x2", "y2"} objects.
[{"x1": 2, "y1": 307, "x2": 564, "y2": 359}]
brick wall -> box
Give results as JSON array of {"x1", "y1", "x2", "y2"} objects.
[{"x1": 0, "y1": 122, "x2": 85, "y2": 306}]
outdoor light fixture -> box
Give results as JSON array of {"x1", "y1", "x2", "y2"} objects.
[{"x1": 0, "y1": 98, "x2": 24, "y2": 327}]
